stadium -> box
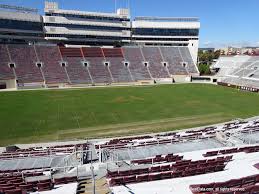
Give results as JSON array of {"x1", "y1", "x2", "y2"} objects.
[{"x1": 0, "y1": 1, "x2": 258, "y2": 194}]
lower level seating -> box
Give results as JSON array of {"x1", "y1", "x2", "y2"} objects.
[
  {"x1": 0, "y1": 44, "x2": 198, "y2": 85},
  {"x1": 190, "y1": 174, "x2": 259, "y2": 194},
  {"x1": 108, "y1": 156, "x2": 231, "y2": 186}
]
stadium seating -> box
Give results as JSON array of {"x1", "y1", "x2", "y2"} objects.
[
  {"x1": 82, "y1": 47, "x2": 112, "y2": 84},
  {"x1": 35, "y1": 45, "x2": 68, "y2": 84},
  {"x1": 108, "y1": 156, "x2": 230, "y2": 186},
  {"x1": 141, "y1": 47, "x2": 169, "y2": 78},
  {"x1": 0, "y1": 45, "x2": 15, "y2": 80},
  {"x1": 122, "y1": 47, "x2": 151, "y2": 80},
  {"x1": 8, "y1": 45, "x2": 43, "y2": 84},
  {"x1": 0, "y1": 44, "x2": 198, "y2": 86},
  {"x1": 60, "y1": 47, "x2": 92, "y2": 84},
  {"x1": 0, "y1": 170, "x2": 78, "y2": 193},
  {"x1": 189, "y1": 174, "x2": 259, "y2": 194},
  {"x1": 160, "y1": 47, "x2": 187, "y2": 75},
  {"x1": 103, "y1": 48, "x2": 132, "y2": 82},
  {"x1": 203, "y1": 145, "x2": 259, "y2": 157},
  {"x1": 213, "y1": 56, "x2": 259, "y2": 89},
  {"x1": 178, "y1": 47, "x2": 198, "y2": 74}
]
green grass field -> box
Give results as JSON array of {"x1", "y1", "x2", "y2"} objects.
[{"x1": 0, "y1": 83, "x2": 259, "y2": 146}]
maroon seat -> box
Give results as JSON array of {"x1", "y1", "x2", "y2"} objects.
[
  {"x1": 196, "y1": 168, "x2": 206, "y2": 175},
  {"x1": 26, "y1": 180, "x2": 38, "y2": 186},
  {"x1": 130, "y1": 169, "x2": 140, "y2": 175},
  {"x1": 148, "y1": 174, "x2": 161, "y2": 181},
  {"x1": 161, "y1": 172, "x2": 171, "y2": 179},
  {"x1": 154, "y1": 157, "x2": 164, "y2": 163},
  {"x1": 226, "y1": 179, "x2": 242, "y2": 188},
  {"x1": 160, "y1": 165, "x2": 170, "y2": 172},
  {"x1": 150, "y1": 166, "x2": 160, "y2": 173},
  {"x1": 225, "y1": 155, "x2": 233, "y2": 161},
  {"x1": 215, "y1": 165, "x2": 225, "y2": 172},
  {"x1": 0, "y1": 186, "x2": 16, "y2": 193},
  {"x1": 205, "y1": 166, "x2": 216, "y2": 173},
  {"x1": 250, "y1": 184, "x2": 259, "y2": 192},
  {"x1": 123, "y1": 176, "x2": 136, "y2": 184},
  {"x1": 139, "y1": 168, "x2": 149, "y2": 174},
  {"x1": 242, "y1": 175, "x2": 256, "y2": 187},
  {"x1": 109, "y1": 177, "x2": 124, "y2": 186},
  {"x1": 18, "y1": 184, "x2": 34, "y2": 192},
  {"x1": 107, "y1": 170, "x2": 118, "y2": 178},
  {"x1": 54, "y1": 177, "x2": 67, "y2": 185},
  {"x1": 171, "y1": 171, "x2": 183, "y2": 178},
  {"x1": 136, "y1": 175, "x2": 148, "y2": 182},
  {"x1": 65, "y1": 176, "x2": 77, "y2": 183},
  {"x1": 37, "y1": 182, "x2": 52, "y2": 192},
  {"x1": 119, "y1": 170, "x2": 130, "y2": 177},
  {"x1": 4, "y1": 189, "x2": 22, "y2": 194}
]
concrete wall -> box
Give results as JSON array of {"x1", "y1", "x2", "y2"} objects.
[{"x1": 0, "y1": 79, "x2": 16, "y2": 90}]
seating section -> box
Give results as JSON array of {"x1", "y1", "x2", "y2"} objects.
[
  {"x1": 108, "y1": 156, "x2": 231, "y2": 187},
  {"x1": 203, "y1": 145, "x2": 259, "y2": 157},
  {"x1": 190, "y1": 174, "x2": 259, "y2": 194},
  {"x1": 36, "y1": 45, "x2": 68, "y2": 84},
  {"x1": 0, "y1": 143, "x2": 87, "y2": 161},
  {"x1": 179, "y1": 47, "x2": 199, "y2": 74},
  {"x1": 0, "y1": 45, "x2": 14, "y2": 80},
  {"x1": 131, "y1": 154, "x2": 183, "y2": 164},
  {"x1": 160, "y1": 47, "x2": 187, "y2": 75},
  {"x1": 141, "y1": 47, "x2": 169, "y2": 78},
  {"x1": 0, "y1": 45, "x2": 198, "y2": 85},
  {"x1": 59, "y1": 47, "x2": 92, "y2": 84},
  {"x1": 103, "y1": 48, "x2": 132, "y2": 82},
  {"x1": 213, "y1": 56, "x2": 259, "y2": 89},
  {"x1": 0, "y1": 144, "x2": 87, "y2": 174},
  {"x1": 8, "y1": 45, "x2": 43, "y2": 83},
  {"x1": 0, "y1": 172, "x2": 77, "y2": 194},
  {"x1": 122, "y1": 47, "x2": 151, "y2": 81},
  {"x1": 82, "y1": 47, "x2": 112, "y2": 83}
]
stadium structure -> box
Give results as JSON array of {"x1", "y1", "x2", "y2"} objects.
[
  {"x1": 0, "y1": 116, "x2": 258, "y2": 193},
  {"x1": 0, "y1": 1, "x2": 200, "y2": 90},
  {"x1": 0, "y1": 1, "x2": 259, "y2": 194},
  {"x1": 211, "y1": 55, "x2": 259, "y2": 91}
]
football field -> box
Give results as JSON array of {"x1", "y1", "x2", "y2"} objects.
[{"x1": 1, "y1": 84, "x2": 259, "y2": 146}]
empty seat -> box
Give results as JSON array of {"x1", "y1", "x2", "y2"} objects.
[
  {"x1": 4, "y1": 189, "x2": 22, "y2": 194},
  {"x1": 54, "y1": 177, "x2": 67, "y2": 185}
]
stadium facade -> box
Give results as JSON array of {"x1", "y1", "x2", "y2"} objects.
[
  {"x1": 0, "y1": 4, "x2": 44, "y2": 43},
  {"x1": 43, "y1": 1, "x2": 131, "y2": 46},
  {"x1": 0, "y1": 2, "x2": 200, "y2": 60},
  {"x1": 0, "y1": 1, "x2": 201, "y2": 89}
]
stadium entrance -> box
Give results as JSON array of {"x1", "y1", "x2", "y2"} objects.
[{"x1": 0, "y1": 82, "x2": 6, "y2": 89}]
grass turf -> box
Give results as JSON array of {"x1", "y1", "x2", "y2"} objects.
[{"x1": 0, "y1": 83, "x2": 259, "y2": 146}]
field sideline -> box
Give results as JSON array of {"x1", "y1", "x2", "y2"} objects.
[{"x1": 1, "y1": 83, "x2": 259, "y2": 146}]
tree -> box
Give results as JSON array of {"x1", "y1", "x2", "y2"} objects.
[{"x1": 198, "y1": 63, "x2": 211, "y2": 75}]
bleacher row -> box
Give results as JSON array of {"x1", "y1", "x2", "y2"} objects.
[
  {"x1": 0, "y1": 142, "x2": 88, "y2": 177},
  {"x1": 0, "y1": 143, "x2": 88, "y2": 160},
  {"x1": 95, "y1": 119, "x2": 259, "y2": 151},
  {"x1": 203, "y1": 145, "x2": 259, "y2": 157},
  {"x1": 0, "y1": 142, "x2": 89, "y2": 193},
  {"x1": 190, "y1": 174, "x2": 259, "y2": 194},
  {"x1": 108, "y1": 156, "x2": 232, "y2": 187},
  {"x1": 0, "y1": 44, "x2": 198, "y2": 86},
  {"x1": 131, "y1": 153, "x2": 183, "y2": 164},
  {"x1": 0, "y1": 171, "x2": 77, "y2": 194}
]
